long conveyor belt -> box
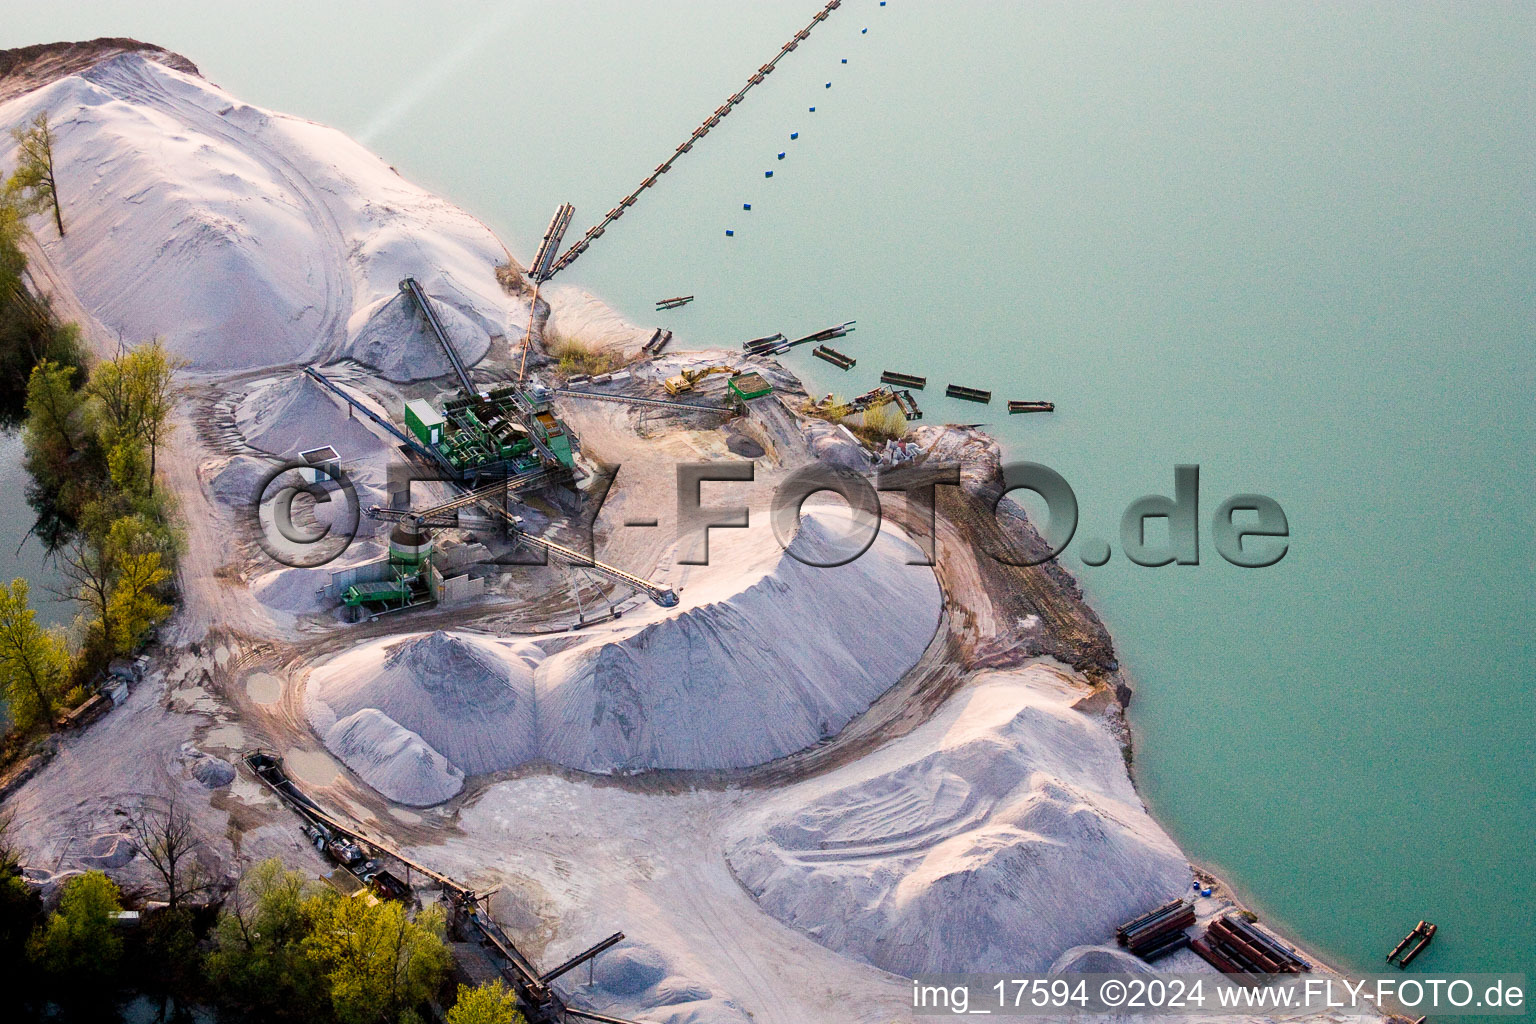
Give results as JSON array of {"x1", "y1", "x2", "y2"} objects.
[
  {"x1": 554, "y1": 388, "x2": 724, "y2": 414},
  {"x1": 400, "y1": 277, "x2": 475, "y2": 395},
  {"x1": 481, "y1": 501, "x2": 678, "y2": 608}
]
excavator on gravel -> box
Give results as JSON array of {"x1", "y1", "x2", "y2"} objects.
[{"x1": 664, "y1": 364, "x2": 736, "y2": 396}]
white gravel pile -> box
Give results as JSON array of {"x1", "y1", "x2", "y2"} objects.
[
  {"x1": 536, "y1": 510, "x2": 942, "y2": 771},
  {"x1": 0, "y1": 53, "x2": 523, "y2": 375},
  {"x1": 323, "y1": 708, "x2": 464, "y2": 807},
  {"x1": 344, "y1": 289, "x2": 495, "y2": 383},
  {"x1": 308, "y1": 631, "x2": 539, "y2": 786},
  {"x1": 726, "y1": 667, "x2": 1193, "y2": 976},
  {"x1": 304, "y1": 510, "x2": 942, "y2": 800},
  {"x1": 235, "y1": 373, "x2": 387, "y2": 459}
]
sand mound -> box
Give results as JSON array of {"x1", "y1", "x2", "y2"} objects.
[
  {"x1": 1050, "y1": 944, "x2": 1156, "y2": 974},
  {"x1": 236, "y1": 373, "x2": 386, "y2": 459},
  {"x1": 178, "y1": 743, "x2": 236, "y2": 788},
  {"x1": 251, "y1": 566, "x2": 331, "y2": 616},
  {"x1": 536, "y1": 512, "x2": 942, "y2": 772},
  {"x1": 205, "y1": 455, "x2": 275, "y2": 508},
  {"x1": 308, "y1": 631, "x2": 539, "y2": 778},
  {"x1": 585, "y1": 942, "x2": 750, "y2": 1023},
  {"x1": 541, "y1": 283, "x2": 652, "y2": 357},
  {"x1": 344, "y1": 289, "x2": 495, "y2": 383},
  {"x1": 1, "y1": 54, "x2": 524, "y2": 372},
  {"x1": 324, "y1": 708, "x2": 464, "y2": 807},
  {"x1": 305, "y1": 511, "x2": 942, "y2": 800},
  {"x1": 726, "y1": 669, "x2": 1191, "y2": 976}
]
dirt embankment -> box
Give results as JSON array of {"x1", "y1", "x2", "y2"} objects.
[{"x1": 0, "y1": 39, "x2": 199, "y2": 103}]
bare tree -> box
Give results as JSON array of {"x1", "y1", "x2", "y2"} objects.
[{"x1": 130, "y1": 797, "x2": 213, "y2": 911}]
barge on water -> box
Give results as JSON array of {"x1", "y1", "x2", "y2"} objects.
[
  {"x1": 641, "y1": 328, "x2": 673, "y2": 354},
  {"x1": 946, "y1": 383, "x2": 992, "y2": 403},
  {"x1": 813, "y1": 344, "x2": 855, "y2": 369},
  {"x1": 1388, "y1": 921, "x2": 1437, "y2": 967},
  {"x1": 1008, "y1": 400, "x2": 1054, "y2": 414},
  {"x1": 743, "y1": 332, "x2": 788, "y2": 356},
  {"x1": 656, "y1": 295, "x2": 694, "y2": 309},
  {"x1": 881, "y1": 370, "x2": 926, "y2": 390}
]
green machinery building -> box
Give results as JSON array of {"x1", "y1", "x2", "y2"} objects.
[{"x1": 404, "y1": 384, "x2": 575, "y2": 477}]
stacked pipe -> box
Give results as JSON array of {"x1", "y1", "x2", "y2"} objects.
[
  {"x1": 788, "y1": 321, "x2": 856, "y2": 347},
  {"x1": 1193, "y1": 914, "x2": 1310, "y2": 975},
  {"x1": 1115, "y1": 899, "x2": 1196, "y2": 962},
  {"x1": 743, "y1": 332, "x2": 788, "y2": 356}
]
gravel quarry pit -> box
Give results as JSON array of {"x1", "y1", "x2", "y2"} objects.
[{"x1": 0, "y1": 47, "x2": 1360, "y2": 1024}]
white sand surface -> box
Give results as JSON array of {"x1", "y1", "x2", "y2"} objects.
[
  {"x1": 726, "y1": 667, "x2": 1192, "y2": 975},
  {"x1": 535, "y1": 509, "x2": 942, "y2": 772},
  {"x1": 0, "y1": 54, "x2": 525, "y2": 374},
  {"x1": 410, "y1": 666, "x2": 1190, "y2": 1024}
]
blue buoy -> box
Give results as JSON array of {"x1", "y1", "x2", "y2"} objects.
[
  {"x1": 777, "y1": 152, "x2": 785, "y2": 160},
  {"x1": 1201, "y1": 887, "x2": 1212, "y2": 897},
  {"x1": 1193, "y1": 881, "x2": 1201, "y2": 891},
  {"x1": 725, "y1": 230, "x2": 734, "y2": 237},
  {"x1": 809, "y1": 106, "x2": 816, "y2": 112},
  {"x1": 825, "y1": 82, "x2": 832, "y2": 88},
  {"x1": 862, "y1": 27, "x2": 868, "y2": 34},
  {"x1": 743, "y1": 203, "x2": 751, "y2": 210},
  {"x1": 790, "y1": 132, "x2": 799, "y2": 140},
  {"x1": 841, "y1": 58, "x2": 848, "y2": 63},
  {"x1": 765, "y1": 170, "x2": 773, "y2": 177}
]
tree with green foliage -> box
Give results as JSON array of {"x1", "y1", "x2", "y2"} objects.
[
  {"x1": 303, "y1": 890, "x2": 451, "y2": 1024},
  {"x1": 208, "y1": 858, "x2": 329, "y2": 1019},
  {"x1": 7, "y1": 111, "x2": 63, "y2": 237},
  {"x1": 0, "y1": 197, "x2": 82, "y2": 425},
  {"x1": 84, "y1": 338, "x2": 184, "y2": 497},
  {"x1": 22, "y1": 358, "x2": 84, "y2": 474},
  {"x1": 85, "y1": 350, "x2": 142, "y2": 461},
  {"x1": 28, "y1": 870, "x2": 122, "y2": 981},
  {"x1": 105, "y1": 515, "x2": 172, "y2": 652},
  {"x1": 56, "y1": 510, "x2": 117, "y2": 667},
  {"x1": 55, "y1": 509, "x2": 174, "y2": 668},
  {"x1": 0, "y1": 578, "x2": 69, "y2": 731},
  {"x1": 122, "y1": 339, "x2": 184, "y2": 485},
  {"x1": 446, "y1": 981, "x2": 527, "y2": 1024}
]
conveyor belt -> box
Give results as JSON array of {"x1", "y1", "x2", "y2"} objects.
[
  {"x1": 483, "y1": 503, "x2": 678, "y2": 608},
  {"x1": 400, "y1": 277, "x2": 476, "y2": 395},
  {"x1": 303, "y1": 367, "x2": 457, "y2": 475},
  {"x1": 242, "y1": 752, "x2": 551, "y2": 1000},
  {"x1": 555, "y1": 388, "x2": 722, "y2": 414},
  {"x1": 545, "y1": 0, "x2": 845, "y2": 278}
]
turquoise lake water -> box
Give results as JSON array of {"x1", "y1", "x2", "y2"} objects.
[
  {"x1": 8, "y1": 0, "x2": 1534, "y2": 992},
  {"x1": 0, "y1": 431, "x2": 73, "y2": 629}
]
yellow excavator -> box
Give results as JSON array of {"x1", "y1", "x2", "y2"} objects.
[{"x1": 664, "y1": 364, "x2": 736, "y2": 395}]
